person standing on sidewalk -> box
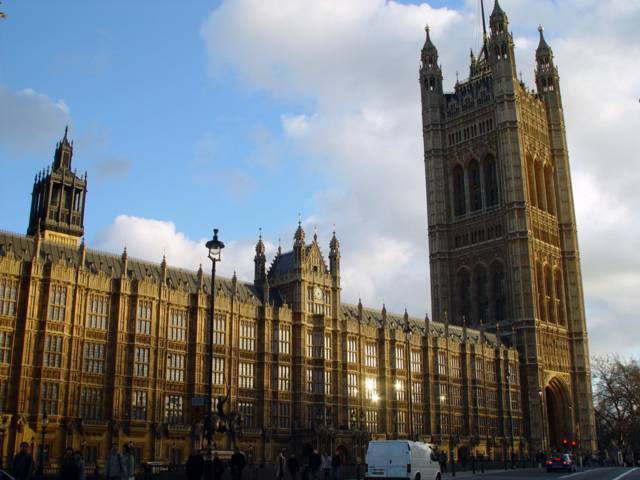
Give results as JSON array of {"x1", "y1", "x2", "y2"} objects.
[
  {"x1": 12, "y1": 442, "x2": 35, "y2": 480},
  {"x1": 320, "y1": 452, "x2": 331, "y2": 480},
  {"x1": 104, "y1": 444, "x2": 125, "y2": 480},
  {"x1": 287, "y1": 454, "x2": 300, "y2": 480},
  {"x1": 186, "y1": 449, "x2": 205, "y2": 480},
  {"x1": 275, "y1": 449, "x2": 287, "y2": 480},
  {"x1": 230, "y1": 446, "x2": 246, "y2": 480}
]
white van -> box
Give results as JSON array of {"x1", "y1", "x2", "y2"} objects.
[{"x1": 365, "y1": 440, "x2": 441, "y2": 480}]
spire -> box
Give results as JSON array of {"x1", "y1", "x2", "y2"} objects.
[
  {"x1": 254, "y1": 229, "x2": 267, "y2": 286},
  {"x1": 232, "y1": 270, "x2": 238, "y2": 296},
  {"x1": 536, "y1": 24, "x2": 554, "y2": 63},
  {"x1": 421, "y1": 24, "x2": 438, "y2": 65},
  {"x1": 489, "y1": 0, "x2": 508, "y2": 35},
  {"x1": 121, "y1": 246, "x2": 129, "y2": 277},
  {"x1": 197, "y1": 263, "x2": 204, "y2": 289},
  {"x1": 160, "y1": 254, "x2": 167, "y2": 283},
  {"x1": 255, "y1": 228, "x2": 266, "y2": 256},
  {"x1": 422, "y1": 25, "x2": 436, "y2": 51},
  {"x1": 330, "y1": 229, "x2": 340, "y2": 254},
  {"x1": 79, "y1": 238, "x2": 86, "y2": 268},
  {"x1": 294, "y1": 220, "x2": 305, "y2": 246},
  {"x1": 53, "y1": 126, "x2": 74, "y2": 170}
]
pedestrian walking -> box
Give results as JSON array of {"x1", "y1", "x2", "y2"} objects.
[
  {"x1": 309, "y1": 449, "x2": 321, "y2": 480},
  {"x1": 12, "y1": 442, "x2": 35, "y2": 480},
  {"x1": 275, "y1": 449, "x2": 287, "y2": 480},
  {"x1": 321, "y1": 452, "x2": 331, "y2": 480},
  {"x1": 287, "y1": 454, "x2": 300, "y2": 480},
  {"x1": 105, "y1": 444, "x2": 126, "y2": 480},
  {"x1": 73, "y1": 451, "x2": 86, "y2": 480},
  {"x1": 230, "y1": 446, "x2": 246, "y2": 480},
  {"x1": 122, "y1": 444, "x2": 135, "y2": 480},
  {"x1": 213, "y1": 452, "x2": 226, "y2": 480},
  {"x1": 186, "y1": 448, "x2": 205, "y2": 480},
  {"x1": 331, "y1": 450, "x2": 341, "y2": 480},
  {"x1": 60, "y1": 447, "x2": 80, "y2": 480}
]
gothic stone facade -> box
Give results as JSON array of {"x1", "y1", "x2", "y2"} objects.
[
  {"x1": 0, "y1": 131, "x2": 524, "y2": 469},
  {"x1": 420, "y1": 1, "x2": 596, "y2": 454}
]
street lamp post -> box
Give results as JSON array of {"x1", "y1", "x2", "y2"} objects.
[
  {"x1": 538, "y1": 389, "x2": 546, "y2": 454},
  {"x1": 505, "y1": 364, "x2": 514, "y2": 469},
  {"x1": 36, "y1": 411, "x2": 49, "y2": 478},
  {"x1": 205, "y1": 228, "x2": 225, "y2": 473}
]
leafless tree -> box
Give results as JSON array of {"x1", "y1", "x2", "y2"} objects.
[{"x1": 592, "y1": 355, "x2": 640, "y2": 464}]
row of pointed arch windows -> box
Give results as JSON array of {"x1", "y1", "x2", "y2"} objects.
[
  {"x1": 535, "y1": 262, "x2": 566, "y2": 326},
  {"x1": 526, "y1": 157, "x2": 556, "y2": 215},
  {"x1": 456, "y1": 261, "x2": 507, "y2": 326},
  {"x1": 452, "y1": 156, "x2": 499, "y2": 217}
]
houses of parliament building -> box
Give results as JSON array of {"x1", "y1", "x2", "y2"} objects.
[{"x1": 0, "y1": 1, "x2": 594, "y2": 470}]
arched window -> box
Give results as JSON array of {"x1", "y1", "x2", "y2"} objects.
[
  {"x1": 535, "y1": 161, "x2": 547, "y2": 211},
  {"x1": 536, "y1": 262, "x2": 546, "y2": 321},
  {"x1": 475, "y1": 266, "x2": 489, "y2": 325},
  {"x1": 453, "y1": 165, "x2": 466, "y2": 216},
  {"x1": 544, "y1": 163, "x2": 556, "y2": 215},
  {"x1": 469, "y1": 160, "x2": 482, "y2": 211},
  {"x1": 491, "y1": 262, "x2": 506, "y2": 322},
  {"x1": 527, "y1": 158, "x2": 537, "y2": 208},
  {"x1": 554, "y1": 270, "x2": 566, "y2": 326},
  {"x1": 458, "y1": 269, "x2": 472, "y2": 323},
  {"x1": 544, "y1": 265, "x2": 555, "y2": 323},
  {"x1": 484, "y1": 156, "x2": 499, "y2": 207}
]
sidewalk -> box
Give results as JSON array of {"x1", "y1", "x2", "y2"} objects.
[{"x1": 442, "y1": 467, "x2": 539, "y2": 477}]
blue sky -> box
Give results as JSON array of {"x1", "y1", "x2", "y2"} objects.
[
  {"x1": 1, "y1": 0, "x2": 639, "y2": 356},
  {"x1": 0, "y1": 0, "x2": 323, "y2": 240}
]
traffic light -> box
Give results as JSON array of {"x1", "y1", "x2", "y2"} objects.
[
  {"x1": 571, "y1": 440, "x2": 577, "y2": 447},
  {"x1": 562, "y1": 439, "x2": 568, "y2": 446}
]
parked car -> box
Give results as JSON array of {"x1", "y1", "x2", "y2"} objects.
[
  {"x1": 547, "y1": 453, "x2": 576, "y2": 472},
  {"x1": 365, "y1": 440, "x2": 441, "y2": 480}
]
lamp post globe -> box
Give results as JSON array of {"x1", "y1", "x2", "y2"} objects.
[{"x1": 205, "y1": 228, "x2": 224, "y2": 472}]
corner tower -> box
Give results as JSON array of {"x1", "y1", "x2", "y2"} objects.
[
  {"x1": 420, "y1": 3, "x2": 595, "y2": 453},
  {"x1": 27, "y1": 127, "x2": 87, "y2": 246}
]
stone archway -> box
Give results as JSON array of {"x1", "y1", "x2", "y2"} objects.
[{"x1": 545, "y1": 377, "x2": 572, "y2": 451}]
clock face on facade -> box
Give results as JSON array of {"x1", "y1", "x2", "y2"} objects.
[{"x1": 314, "y1": 287, "x2": 323, "y2": 301}]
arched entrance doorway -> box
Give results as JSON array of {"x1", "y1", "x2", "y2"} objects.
[{"x1": 545, "y1": 377, "x2": 572, "y2": 451}]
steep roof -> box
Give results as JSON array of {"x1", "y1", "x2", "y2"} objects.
[{"x1": 0, "y1": 230, "x2": 262, "y2": 306}]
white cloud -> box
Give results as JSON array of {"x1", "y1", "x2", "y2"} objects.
[
  {"x1": 78, "y1": 0, "x2": 640, "y2": 357},
  {"x1": 91, "y1": 215, "x2": 278, "y2": 284},
  {"x1": 0, "y1": 85, "x2": 71, "y2": 154}
]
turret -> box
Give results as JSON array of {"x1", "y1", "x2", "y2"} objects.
[
  {"x1": 254, "y1": 230, "x2": 266, "y2": 286},
  {"x1": 535, "y1": 25, "x2": 562, "y2": 108},
  {"x1": 293, "y1": 221, "x2": 306, "y2": 266},
  {"x1": 121, "y1": 247, "x2": 129, "y2": 278},
  {"x1": 488, "y1": 0, "x2": 516, "y2": 76},
  {"x1": 27, "y1": 127, "x2": 87, "y2": 246},
  {"x1": 419, "y1": 26, "x2": 443, "y2": 97},
  {"x1": 329, "y1": 230, "x2": 340, "y2": 279}
]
